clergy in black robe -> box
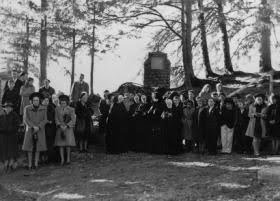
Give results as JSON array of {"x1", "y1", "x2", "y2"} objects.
[
  {"x1": 106, "y1": 95, "x2": 129, "y2": 154},
  {"x1": 204, "y1": 98, "x2": 220, "y2": 155},
  {"x1": 163, "y1": 99, "x2": 183, "y2": 155},
  {"x1": 138, "y1": 95, "x2": 151, "y2": 152},
  {"x1": 233, "y1": 100, "x2": 251, "y2": 153},
  {"x1": 147, "y1": 91, "x2": 166, "y2": 154},
  {"x1": 128, "y1": 95, "x2": 141, "y2": 152}
]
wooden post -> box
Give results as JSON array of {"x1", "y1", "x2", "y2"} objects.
[{"x1": 269, "y1": 71, "x2": 274, "y2": 95}]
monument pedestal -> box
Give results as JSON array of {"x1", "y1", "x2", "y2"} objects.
[{"x1": 144, "y1": 51, "x2": 171, "y2": 88}]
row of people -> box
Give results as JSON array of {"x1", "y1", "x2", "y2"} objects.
[{"x1": 99, "y1": 87, "x2": 280, "y2": 156}]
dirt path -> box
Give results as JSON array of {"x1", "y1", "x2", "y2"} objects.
[{"x1": 1, "y1": 153, "x2": 280, "y2": 201}]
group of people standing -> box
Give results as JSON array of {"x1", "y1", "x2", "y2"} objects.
[
  {"x1": 100, "y1": 83, "x2": 280, "y2": 157},
  {"x1": 0, "y1": 71, "x2": 93, "y2": 171},
  {"x1": 1, "y1": 69, "x2": 280, "y2": 172}
]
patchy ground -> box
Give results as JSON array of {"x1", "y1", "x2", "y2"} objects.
[{"x1": 1, "y1": 151, "x2": 280, "y2": 201}]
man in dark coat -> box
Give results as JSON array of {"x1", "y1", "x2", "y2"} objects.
[
  {"x1": 39, "y1": 79, "x2": 55, "y2": 101},
  {"x1": 70, "y1": 74, "x2": 89, "y2": 106},
  {"x1": 2, "y1": 80, "x2": 20, "y2": 115},
  {"x1": 4, "y1": 71, "x2": 27, "y2": 94}
]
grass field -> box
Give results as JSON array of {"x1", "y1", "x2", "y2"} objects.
[{"x1": 1, "y1": 152, "x2": 280, "y2": 201}]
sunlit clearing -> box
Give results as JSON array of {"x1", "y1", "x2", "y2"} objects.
[
  {"x1": 90, "y1": 179, "x2": 114, "y2": 183},
  {"x1": 243, "y1": 157, "x2": 280, "y2": 163},
  {"x1": 217, "y1": 183, "x2": 250, "y2": 189},
  {"x1": 53, "y1": 193, "x2": 85, "y2": 199},
  {"x1": 169, "y1": 162, "x2": 214, "y2": 167}
]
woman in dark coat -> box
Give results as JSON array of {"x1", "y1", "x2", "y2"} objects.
[
  {"x1": 107, "y1": 95, "x2": 129, "y2": 154},
  {"x1": 2, "y1": 80, "x2": 20, "y2": 115},
  {"x1": 147, "y1": 89, "x2": 166, "y2": 154},
  {"x1": 192, "y1": 97, "x2": 207, "y2": 153},
  {"x1": 75, "y1": 92, "x2": 93, "y2": 152},
  {"x1": 0, "y1": 102, "x2": 21, "y2": 172},
  {"x1": 204, "y1": 98, "x2": 220, "y2": 155},
  {"x1": 42, "y1": 96, "x2": 57, "y2": 163},
  {"x1": 267, "y1": 94, "x2": 280, "y2": 154}
]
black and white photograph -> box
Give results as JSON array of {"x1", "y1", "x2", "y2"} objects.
[{"x1": 0, "y1": 0, "x2": 280, "y2": 200}]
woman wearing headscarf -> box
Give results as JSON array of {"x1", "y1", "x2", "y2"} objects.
[
  {"x1": 54, "y1": 95, "x2": 76, "y2": 165},
  {"x1": 266, "y1": 94, "x2": 280, "y2": 154},
  {"x1": 22, "y1": 92, "x2": 48, "y2": 169},
  {"x1": 75, "y1": 92, "x2": 93, "y2": 153},
  {"x1": 245, "y1": 94, "x2": 267, "y2": 156}
]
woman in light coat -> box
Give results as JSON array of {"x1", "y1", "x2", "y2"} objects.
[
  {"x1": 54, "y1": 95, "x2": 76, "y2": 165},
  {"x1": 245, "y1": 94, "x2": 267, "y2": 156},
  {"x1": 22, "y1": 92, "x2": 48, "y2": 169}
]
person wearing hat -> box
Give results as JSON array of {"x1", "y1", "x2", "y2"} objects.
[
  {"x1": 75, "y1": 92, "x2": 93, "y2": 153},
  {"x1": 2, "y1": 80, "x2": 21, "y2": 115},
  {"x1": 245, "y1": 93, "x2": 267, "y2": 156},
  {"x1": 266, "y1": 94, "x2": 280, "y2": 154},
  {"x1": 54, "y1": 95, "x2": 76, "y2": 165},
  {"x1": 39, "y1": 79, "x2": 56, "y2": 101},
  {"x1": 19, "y1": 77, "x2": 35, "y2": 116},
  {"x1": 22, "y1": 92, "x2": 48, "y2": 169},
  {"x1": 70, "y1": 74, "x2": 89, "y2": 107},
  {"x1": 220, "y1": 98, "x2": 236, "y2": 154},
  {"x1": 0, "y1": 102, "x2": 21, "y2": 172}
]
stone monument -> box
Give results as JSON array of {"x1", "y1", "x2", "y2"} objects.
[{"x1": 144, "y1": 51, "x2": 171, "y2": 88}]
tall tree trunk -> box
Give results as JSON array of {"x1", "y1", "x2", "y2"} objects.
[
  {"x1": 259, "y1": 0, "x2": 273, "y2": 73},
  {"x1": 181, "y1": 0, "x2": 195, "y2": 89},
  {"x1": 198, "y1": 0, "x2": 215, "y2": 77},
  {"x1": 90, "y1": 3, "x2": 96, "y2": 95},
  {"x1": 216, "y1": 0, "x2": 233, "y2": 73},
  {"x1": 71, "y1": 29, "x2": 76, "y2": 86},
  {"x1": 23, "y1": 16, "x2": 29, "y2": 72},
  {"x1": 40, "y1": 0, "x2": 48, "y2": 86}
]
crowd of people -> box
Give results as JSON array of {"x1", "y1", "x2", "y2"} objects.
[
  {"x1": 0, "y1": 69, "x2": 280, "y2": 173},
  {"x1": 101, "y1": 83, "x2": 280, "y2": 157}
]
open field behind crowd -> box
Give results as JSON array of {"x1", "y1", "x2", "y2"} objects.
[{"x1": 1, "y1": 150, "x2": 280, "y2": 201}]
